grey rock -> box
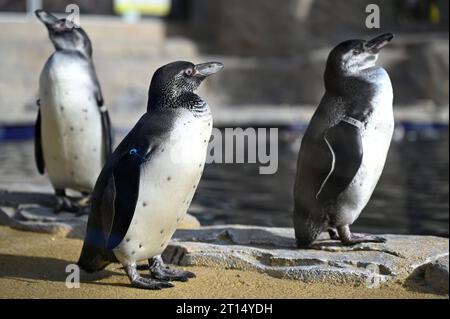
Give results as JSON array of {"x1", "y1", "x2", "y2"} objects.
[
  {"x1": 0, "y1": 204, "x2": 87, "y2": 238},
  {"x1": 406, "y1": 254, "x2": 449, "y2": 295},
  {"x1": 1, "y1": 191, "x2": 448, "y2": 290},
  {"x1": 0, "y1": 194, "x2": 201, "y2": 238},
  {"x1": 163, "y1": 225, "x2": 449, "y2": 287},
  {"x1": 424, "y1": 255, "x2": 449, "y2": 293},
  {"x1": 178, "y1": 213, "x2": 201, "y2": 229}
]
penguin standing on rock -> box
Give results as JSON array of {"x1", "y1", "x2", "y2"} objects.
[
  {"x1": 34, "y1": 10, "x2": 112, "y2": 212},
  {"x1": 78, "y1": 61, "x2": 224, "y2": 289},
  {"x1": 293, "y1": 34, "x2": 395, "y2": 247}
]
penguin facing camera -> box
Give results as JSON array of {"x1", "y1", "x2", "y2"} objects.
[
  {"x1": 78, "y1": 61, "x2": 224, "y2": 289},
  {"x1": 34, "y1": 10, "x2": 112, "y2": 213},
  {"x1": 293, "y1": 33, "x2": 395, "y2": 247}
]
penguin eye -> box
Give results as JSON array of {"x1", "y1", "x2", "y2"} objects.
[
  {"x1": 353, "y1": 48, "x2": 363, "y2": 55},
  {"x1": 184, "y1": 69, "x2": 193, "y2": 76}
]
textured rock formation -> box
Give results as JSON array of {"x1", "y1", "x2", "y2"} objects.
[
  {"x1": 0, "y1": 196, "x2": 448, "y2": 294},
  {"x1": 0, "y1": 195, "x2": 201, "y2": 238},
  {"x1": 164, "y1": 225, "x2": 448, "y2": 293}
]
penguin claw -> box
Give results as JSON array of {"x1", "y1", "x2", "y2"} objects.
[
  {"x1": 149, "y1": 256, "x2": 196, "y2": 282},
  {"x1": 337, "y1": 226, "x2": 386, "y2": 246},
  {"x1": 151, "y1": 268, "x2": 196, "y2": 282},
  {"x1": 131, "y1": 277, "x2": 174, "y2": 290},
  {"x1": 342, "y1": 234, "x2": 387, "y2": 246},
  {"x1": 54, "y1": 194, "x2": 91, "y2": 215}
]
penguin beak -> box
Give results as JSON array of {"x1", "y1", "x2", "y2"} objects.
[
  {"x1": 35, "y1": 9, "x2": 59, "y2": 27},
  {"x1": 365, "y1": 33, "x2": 394, "y2": 53},
  {"x1": 193, "y1": 62, "x2": 224, "y2": 78}
]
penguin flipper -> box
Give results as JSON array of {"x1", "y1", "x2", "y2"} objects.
[
  {"x1": 34, "y1": 108, "x2": 45, "y2": 174},
  {"x1": 316, "y1": 121, "x2": 363, "y2": 202},
  {"x1": 78, "y1": 147, "x2": 147, "y2": 271},
  {"x1": 92, "y1": 71, "x2": 113, "y2": 162},
  {"x1": 100, "y1": 107, "x2": 113, "y2": 162},
  {"x1": 105, "y1": 149, "x2": 144, "y2": 250}
]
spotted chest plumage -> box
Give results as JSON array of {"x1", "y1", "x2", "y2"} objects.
[{"x1": 39, "y1": 52, "x2": 104, "y2": 192}]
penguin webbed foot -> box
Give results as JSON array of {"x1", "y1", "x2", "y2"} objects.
[
  {"x1": 54, "y1": 195, "x2": 78, "y2": 214},
  {"x1": 54, "y1": 191, "x2": 91, "y2": 215},
  {"x1": 344, "y1": 234, "x2": 386, "y2": 245},
  {"x1": 131, "y1": 276, "x2": 174, "y2": 290},
  {"x1": 125, "y1": 263, "x2": 173, "y2": 290},
  {"x1": 149, "y1": 256, "x2": 196, "y2": 282},
  {"x1": 337, "y1": 225, "x2": 386, "y2": 246}
]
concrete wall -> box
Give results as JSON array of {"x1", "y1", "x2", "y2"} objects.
[
  {"x1": 187, "y1": 0, "x2": 449, "y2": 56},
  {"x1": 0, "y1": 10, "x2": 448, "y2": 127},
  {"x1": 0, "y1": 0, "x2": 113, "y2": 14},
  {"x1": 0, "y1": 14, "x2": 205, "y2": 126}
]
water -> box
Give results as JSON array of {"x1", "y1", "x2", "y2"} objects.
[
  {"x1": 0, "y1": 124, "x2": 448, "y2": 237},
  {"x1": 194, "y1": 124, "x2": 449, "y2": 237}
]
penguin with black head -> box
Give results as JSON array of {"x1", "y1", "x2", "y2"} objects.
[
  {"x1": 34, "y1": 10, "x2": 112, "y2": 212},
  {"x1": 293, "y1": 34, "x2": 395, "y2": 246},
  {"x1": 78, "y1": 61, "x2": 224, "y2": 289}
]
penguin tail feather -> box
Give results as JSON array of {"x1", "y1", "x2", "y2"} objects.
[
  {"x1": 293, "y1": 210, "x2": 323, "y2": 248},
  {"x1": 296, "y1": 235, "x2": 318, "y2": 248},
  {"x1": 77, "y1": 243, "x2": 112, "y2": 273}
]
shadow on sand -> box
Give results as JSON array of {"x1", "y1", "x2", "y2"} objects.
[{"x1": 0, "y1": 253, "x2": 115, "y2": 284}]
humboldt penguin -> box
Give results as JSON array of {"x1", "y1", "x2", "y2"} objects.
[
  {"x1": 293, "y1": 33, "x2": 394, "y2": 246},
  {"x1": 34, "y1": 9, "x2": 112, "y2": 212},
  {"x1": 78, "y1": 61, "x2": 224, "y2": 289}
]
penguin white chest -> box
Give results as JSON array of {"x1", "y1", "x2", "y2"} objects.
[
  {"x1": 337, "y1": 72, "x2": 394, "y2": 225},
  {"x1": 39, "y1": 52, "x2": 104, "y2": 192},
  {"x1": 113, "y1": 112, "x2": 212, "y2": 265}
]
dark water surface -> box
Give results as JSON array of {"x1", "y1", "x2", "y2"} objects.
[
  {"x1": 0, "y1": 124, "x2": 448, "y2": 237},
  {"x1": 193, "y1": 125, "x2": 449, "y2": 237}
]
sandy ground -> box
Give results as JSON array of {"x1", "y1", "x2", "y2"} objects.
[{"x1": 0, "y1": 226, "x2": 446, "y2": 299}]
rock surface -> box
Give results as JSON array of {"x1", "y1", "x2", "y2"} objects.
[
  {"x1": 1, "y1": 198, "x2": 448, "y2": 293},
  {"x1": 163, "y1": 225, "x2": 448, "y2": 292},
  {"x1": 0, "y1": 194, "x2": 201, "y2": 237},
  {"x1": 177, "y1": 213, "x2": 201, "y2": 229},
  {"x1": 405, "y1": 255, "x2": 449, "y2": 295},
  {"x1": 425, "y1": 256, "x2": 449, "y2": 293},
  {"x1": 0, "y1": 203, "x2": 88, "y2": 239}
]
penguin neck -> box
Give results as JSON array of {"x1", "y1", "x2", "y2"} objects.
[
  {"x1": 55, "y1": 47, "x2": 92, "y2": 60},
  {"x1": 324, "y1": 66, "x2": 376, "y2": 122},
  {"x1": 147, "y1": 91, "x2": 206, "y2": 113}
]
